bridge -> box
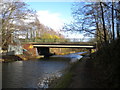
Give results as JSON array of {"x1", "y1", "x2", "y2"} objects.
[{"x1": 21, "y1": 38, "x2": 96, "y2": 57}]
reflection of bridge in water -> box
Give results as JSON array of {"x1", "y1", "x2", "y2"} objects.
[{"x1": 22, "y1": 38, "x2": 96, "y2": 57}]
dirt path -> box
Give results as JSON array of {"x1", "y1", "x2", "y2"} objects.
[{"x1": 68, "y1": 56, "x2": 102, "y2": 88}]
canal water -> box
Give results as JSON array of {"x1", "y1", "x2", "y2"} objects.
[{"x1": 2, "y1": 52, "x2": 84, "y2": 88}]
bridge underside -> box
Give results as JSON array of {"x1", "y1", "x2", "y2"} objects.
[
  {"x1": 34, "y1": 44, "x2": 95, "y2": 57},
  {"x1": 37, "y1": 47, "x2": 50, "y2": 56}
]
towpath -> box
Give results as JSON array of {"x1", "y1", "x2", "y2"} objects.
[{"x1": 68, "y1": 56, "x2": 103, "y2": 88}]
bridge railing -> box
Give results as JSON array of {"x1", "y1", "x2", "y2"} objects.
[{"x1": 20, "y1": 38, "x2": 84, "y2": 43}]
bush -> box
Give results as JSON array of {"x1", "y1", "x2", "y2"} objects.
[{"x1": 93, "y1": 38, "x2": 120, "y2": 88}]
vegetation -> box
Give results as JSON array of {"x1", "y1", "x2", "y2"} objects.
[
  {"x1": 53, "y1": 72, "x2": 72, "y2": 88},
  {"x1": 61, "y1": 2, "x2": 120, "y2": 88},
  {"x1": 34, "y1": 33, "x2": 64, "y2": 43},
  {"x1": 92, "y1": 38, "x2": 120, "y2": 87},
  {"x1": 1, "y1": 0, "x2": 35, "y2": 49},
  {"x1": 63, "y1": 2, "x2": 120, "y2": 48},
  {"x1": 50, "y1": 38, "x2": 120, "y2": 88},
  {"x1": 1, "y1": 0, "x2": 64, "y2": 50}
]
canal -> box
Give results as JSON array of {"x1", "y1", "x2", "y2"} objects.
[{"x1": 2, "y1": 52, "x2": 84, "y2": 88}]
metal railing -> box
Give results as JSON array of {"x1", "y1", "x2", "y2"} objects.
[{"x1": 20, "y1": 38, "x2": 84, "y2": 43}]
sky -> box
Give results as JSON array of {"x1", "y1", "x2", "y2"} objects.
[
  {"x1": 26, "y1": 2, "x2": 85, "y2": 39},
  {"x1": 27, "y1": 2, "x2": 73, "y2": 29}
]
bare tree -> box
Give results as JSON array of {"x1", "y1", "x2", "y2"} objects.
[
  {"x1": 1, "y1": 1, "x2": 35, "y2": 49},
  {"x1": 100, "y1": 2, "x2": 107, "y2": 43},
  {"x1": 63, "y1": 2, "x2": 119, "y2": 48},
  {"x1": 112, "y1": 1, "x2": 115, "y2": 40}
]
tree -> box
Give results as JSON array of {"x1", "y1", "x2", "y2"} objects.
[
  {"x1": 111, "y1": 1, "x2": 115, "y2": 40},
  {"x1": 100, "y1": 2, "x2": 107, "y2": 42},
  {"x1": 63, "y1": 2, "x2": 105, "y2": 43},
  {"x1": 1, "y1": 0, "x2": 35, "y2": 49},
  {"x1": 116, "y1": 1, "x2": 120, "y2": 38},
  {"x1": 63, "y1": 2, "x2": 120, "y2": 49}
]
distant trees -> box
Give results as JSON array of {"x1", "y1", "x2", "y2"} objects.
[
  {"x1": 34, "y1": 24, "x2": 64, "y2": 42},
  {"x1": 63, "y1": 1, "x2": 120, "y2": 48}
]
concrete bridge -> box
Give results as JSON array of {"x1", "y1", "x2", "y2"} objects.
[
  {"x1": 32, "y1": 43, "x2": 96, "y2": 57},
  {"x1": 22, "y1": 38, "x2": 96, "y2": 57}
]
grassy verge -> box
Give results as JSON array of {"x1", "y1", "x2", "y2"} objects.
[
  {"x1": 50, "y1": 59, "x2": 82, "y2": 88},
  {"x1": 53, "y1": 71, "x2": 72, "y2": 88}
]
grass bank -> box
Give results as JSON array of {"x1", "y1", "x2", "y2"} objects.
[{"x1": 49, "y1": 57, "x2": 84, "y2": 88}]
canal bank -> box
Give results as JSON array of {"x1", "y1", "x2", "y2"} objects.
[
  {"x1": 50, "y1": 54, "x2": 102, "y2": 88},
  {"x1": 51, "y1": 39, "x2": 120, "y2": 88},
  {"x1": 1, "y1": 43, "x2": 88, "y2": 63},
  {"x1": 1, "y1": 54, "x2": 42, "y2": 63},
  {"x1": 50, "y1": 55, "x2": 92, "y2": 88}
]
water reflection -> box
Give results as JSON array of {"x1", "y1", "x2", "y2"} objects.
[
  {"x1": 51, "y1": 52, "x2": 83, "y2": 63},
  {"x1": 2, "y1": 59, "x2": 69, "y2": 88},
  {"x1": 2, "y1": 52, "x2": 83, "y2": 88}
]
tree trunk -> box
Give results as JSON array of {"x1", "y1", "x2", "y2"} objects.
[
  {"x1": 112, "y1": 2, "x2": 115, "y2": 40},
  {"x1": 100, "y1": 2, "x2": 107, "y2": 43},
  {"x1": 116, "y1": 2, "x2": 120, "y2": 38}
]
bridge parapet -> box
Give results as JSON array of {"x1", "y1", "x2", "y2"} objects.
[
  {"x1": 21, "y1": 38, "x2": 81, "y2": 43},
  {"x1": 20, "y1": 38, "x2": 96, "y2": 46}
]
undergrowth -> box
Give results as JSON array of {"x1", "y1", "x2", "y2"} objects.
[{"x1": 93, "y1": 38, "x2": 120, "y2": 88}]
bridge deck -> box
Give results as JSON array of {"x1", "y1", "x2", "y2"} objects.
[
  {"x1": 22, "y1": 39, "x2": 96, "y2": 49},
  {"x1": 33, "y1": 43, "x2": 96, "y2": 49}
]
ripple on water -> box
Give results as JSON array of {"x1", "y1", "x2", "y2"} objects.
[
  {"x1": 37, "y1": 71, "x2": 63, "y2": 88},
  {"x1": 3, "y1": 59, "x2": 69, "y2": 88}
]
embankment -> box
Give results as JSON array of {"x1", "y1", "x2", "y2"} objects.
[
  {"x1": 49, "y1": 55, "x2": 89, "y2": 88},
  {"x1": 2, "y1": 54, "x2": 40, "y2": 63},
  {"x1": 51, "y1": 38, "x2": 120, "y2": 88},
  {"x1": 92, "y1": 38, "x2": 120, "y2": 88},
  {"x1": 1, "y1": 50, "x2": 40, "y2": 63}
]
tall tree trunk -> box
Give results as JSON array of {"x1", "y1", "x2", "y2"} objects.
[
  {"x1": 116, "y1": 2, "x2": 120, "y2": 38},
  {"x1": 93, "y1": 13, "x2": 103, "y2": 44},
  {"x1": 116, "y1": 10, "x2": 120, "y2": 38},
  {"x1": 112, "y1": 2, "x2": 115, "y2": 40},
  {"x1": 100, "y1": 2, "x2": 107, "y2": 43}
]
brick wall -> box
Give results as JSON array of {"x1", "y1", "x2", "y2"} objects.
[{"x1": 22, "y1": 44, "x2": 38, "y2": 56}]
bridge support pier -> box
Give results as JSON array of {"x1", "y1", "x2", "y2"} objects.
[{"x1": 88, "y1": 49, "x2": 92, "y2": 54}]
